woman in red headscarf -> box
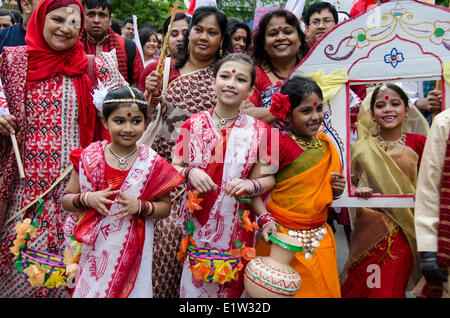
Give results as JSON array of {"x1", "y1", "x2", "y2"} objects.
[{"x1": 0, "y1": 0, "x2": 124, "y2": 298}]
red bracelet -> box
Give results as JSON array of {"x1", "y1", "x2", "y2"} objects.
[{"x1": 257, "y1": 212, "x2": 277, "y2": 228}]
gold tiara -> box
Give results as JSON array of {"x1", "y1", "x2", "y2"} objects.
[
  {"x1": 102, "y1": 98, "x2": 148, "y2": 106},
  {"x1": 103, "y1": 86, "x2": 146, "y2": 110}
]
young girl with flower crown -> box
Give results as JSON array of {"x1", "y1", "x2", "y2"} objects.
[
  {"x1": 341, "y1": 83, "x2": 426, "y2": 298},
  {"x1": 252, "y1": 76, "x2": 345, "y2": 298},
  {"x1": 61, "y1": 86, "x2": 183, "y2": 298},
  {"x1": 172, "y1": 53, "x2": 277, "y2": 298}
]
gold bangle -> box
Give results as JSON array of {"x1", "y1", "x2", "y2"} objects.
[
  {"x1": 82, "y1": 192, "x2": 90, "y2": 208},
  {"x1": 146, "y1": 201, "x2": 154, "y2": 217},
  {"x1": 137, "y1": 199, "x2": 142, "y2": 216}
]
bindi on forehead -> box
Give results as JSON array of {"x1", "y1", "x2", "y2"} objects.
[
  {"x1": 384, "y1": 96, "x2": 389, "y2": 100},
  {"x1": 313, "y1": 101, "x2": 318, "y2": 106}
]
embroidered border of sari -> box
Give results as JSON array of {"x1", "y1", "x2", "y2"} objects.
[{"x1": 267, "y1": 133, "x2": 342, "y2": 230}]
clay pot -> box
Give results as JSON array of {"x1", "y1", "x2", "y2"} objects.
[{"x1": 244, "y1": 232, "x2": 302, "y2": 298}]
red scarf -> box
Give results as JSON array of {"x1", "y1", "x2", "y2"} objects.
[{"x1": 25, "y1": 0, "x2": 96, "y2": 147}]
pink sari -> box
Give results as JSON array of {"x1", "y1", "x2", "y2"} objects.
[{"x1": 64, "y1": 141, "x2": 183, "y2": 298}]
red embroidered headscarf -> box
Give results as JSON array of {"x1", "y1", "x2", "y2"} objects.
[{"x1": 25, "y1": 0, "x2": 96, "y2": 147}]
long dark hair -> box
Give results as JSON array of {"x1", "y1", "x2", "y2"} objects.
[
  {"x1": 250, "y1": 9, "x2": 309, "y2": 68},
  {"x1": 175, "y1": 6, "x2": 227, "y2": 69},
  {"x1": 280, "y1": 76, "x2": 323, "y2": 112},
  {"x1": 139, "y1": 27, "x2": 157, "y2": 48},
  {"x1": 222, "y1": 18, "x2": 251, "y2": 54}
]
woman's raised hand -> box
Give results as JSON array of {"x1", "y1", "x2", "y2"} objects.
[
  {"x1": 145, "y1": 70, "x2": 163, "y2": 97},
  {"x1": 0, "y1": 114, "x2": 17, "y2": 135}
]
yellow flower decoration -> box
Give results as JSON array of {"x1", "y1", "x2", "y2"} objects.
[
  {"x1": 23, "y1": 264, "x2": 50, "y2": 287},
  {"x1": 213, "y1": 261, "x2": 235, "y2": 284},
  {"x1": 44, "y1": 271, "x2": 67, "y2": 289},
  {"x1": 190, "y1": 260, "x2": 213, "y2": 281},
  {"x1": 10, "y1": 237, "x2": 26, "y2": 257},
  {"x1": 70, "y1": 239, "x2": 82, "y2": 256},
  {"x1": 15, "y1": 218, "x2": 37, "y2": 239},
  {"x1": 63, "y1": 249, "x2": 79, "y2": 277}
]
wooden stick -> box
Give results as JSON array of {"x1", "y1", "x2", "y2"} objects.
[
  {"x1": 433, "y1": 79, "x2": 442, "y2": 119},
  {"x1": 147, "y1": 0, "x2": 180, "y2": 105},
  {"x1": 10, "y1": 134, "x2": 24, "y2": 179},
  {"x1": 5, "y1": 163, "x2": 73, "y2": 226}
]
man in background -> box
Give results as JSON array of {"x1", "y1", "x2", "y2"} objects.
[
  {"x1": 121, "y1": 17, "x2": 134, "y2": 40},
  {"x1": 0, "y1": 0, "x2": 40, "y2": 51},
  {"x1": 80, "y1": 0, "x2": 143, "y2": 86},
  {"x1": 0, "y1": 10, "x2": 14, "y2": 29}
]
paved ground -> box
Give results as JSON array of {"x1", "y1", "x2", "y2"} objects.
[{"x1": 334, "y1": 223, "x2": 349, "y2": 274}]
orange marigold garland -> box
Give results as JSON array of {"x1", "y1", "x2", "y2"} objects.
[{"x1": 178, "y1": 191, "x2": 257, "y2": 284}]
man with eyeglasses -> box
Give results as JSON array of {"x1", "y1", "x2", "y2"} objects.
[{"x1": 303, "y1": 2, "x2": 338, "y2": 47}]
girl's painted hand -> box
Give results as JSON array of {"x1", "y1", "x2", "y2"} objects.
[
  {"x1": 353, "y1": 187, "x2": 374, "y2": 199},
  {"x1": 224, "y1": 178, "x2": 253, "y2": 197},
  {"x1": 88, "y1": 186, "x2": 120, "y2": 216},
  {"x1": 261, "y1": 222, "x2": 278, "y2": 244},
  {"x1": 331, "y1": 172, "x2": 346, "y2": 197},
  {"x1": 188, "y1": 168, "x2": 218, "y2": 193},
  {"x1": 112, "y1": 192, "x2": 140, "y2": 219}
]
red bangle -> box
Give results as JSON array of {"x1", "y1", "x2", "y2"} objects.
[{"x1": 257, "y1": 212, "x2": 276, "y2": 228}]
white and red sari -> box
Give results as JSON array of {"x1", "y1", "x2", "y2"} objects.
[
  {"x1": 64, "y1": 141, "x2": 183, "y2": 298},
  {"x1": 0, "y1": 46, "x2": 125, "y2": 298},
  {"x1": 175, "y1": 110, "x2": 274, "y2": 298}
]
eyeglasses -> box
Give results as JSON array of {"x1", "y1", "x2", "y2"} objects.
[{"x1": 310, "y1": 18, "x2": 335, "y2": 27}]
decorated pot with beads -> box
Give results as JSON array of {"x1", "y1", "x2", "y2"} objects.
[{"x1": 244, "y1": 232, "x2": 302, "y2": 298}]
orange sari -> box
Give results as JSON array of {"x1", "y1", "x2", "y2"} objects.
[{"x1": 256, "y1": 133, "x2": 342, "y2": 298}]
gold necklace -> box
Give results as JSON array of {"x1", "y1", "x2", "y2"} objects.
[
  {"x1": 288, "y1": 131, "x2": 322, "y2": 149},
  {"x1": 375, "y1": 133, "x2": 407, "y2": 151},
  {"x1": 108, "y1": 145, "x2": 138, "y2": 170}
]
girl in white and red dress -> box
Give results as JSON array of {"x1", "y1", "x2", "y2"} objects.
[
  {"x1": 172, "y1": 53, "x2": 277, "y2": 298},
  {"x1": 62, "y1": 86, "x2": 183, "y2": 298},
  {"x1": 0, "y1": 0, "x2": 120, "y2": 298}
]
